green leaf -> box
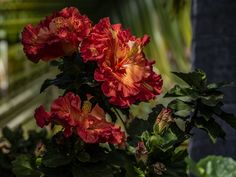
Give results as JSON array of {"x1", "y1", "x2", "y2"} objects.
[
  {"x1": 149, "y1": 149, "x2": 188, "y2": 177},
  {"x1": 2, "y1": 126, "x2": 24, "y2": 148},
  {"x1": 12, "y1": 155, "x2": 42, "y2": 177},
  {"x1": 164, "y1": 85, "x2": 188, "y2": 97},
  {"x1": 175, "y1": 118, "x2": 186, "y2": 131},
  {"x1": 168, "y1": 99, "x2": 193, "y2": 110},
  {"x1": 170, "y1": 123, "x2": 185, "y2": 136},
  {"x1": 172, "y1": 69, "x2": 207, "y2": 89},
  {"x1": 2, "y1": 127, "x2": 15, "y2": 144},
  {"x1": 198, "y1": 103, "x2": 214, "y2": 121},
  {"x1": 200, "y1": 91, "x2": 224, "y2": 107},
  {"x1": 186, "y1": 157, "x2": 201, "y2": 177},
  {"x1": 42, "y1": 151, "x2": 72, "y2": 168},
  {"x1": 0, "y1": 152, "x2": 12, "y2": 170},
  {"x1": 106, "y1": 150, "x2": 137, "y2": 177},
  {"x1": 159, "y1": 131, "x2": 178, "y2": 151},
  {"x1": 124, "y1": 162, "x2": 137, "y2": 177},
  {"x1": 50, "y1": 60, "x2": 63, "y2": 67},
  {"x1": 172, "y1": 150, "x2": 188, "y2": 162},
  {"x1": 188, "y1": 156, "x2": 236, "y2": 177},
  {"x1": 134, "y1": 167, "x2": 145, "y2": 177},
  {"x1": 40, "y1": 165, "x2": 71, "y2": 177},
  {"x1": 163, "y1": 160, "x2": 188, "y2": 177},
  {"x1": 215, "y1": 109, "x2": 236, "y2": 129},
  {"x1": 40, "y1": 78, "x2": 57, "y2": 93},
  {"x1": 77, "y1": 151, "x2": 90, "y2": 162},
  {"x1": 72, "y1": 163, "x2": 114, "y2": 177},
  {"x1": 194, "y1": 117, "x2": 225, "y2": 143},
  {"x1": 207, "y1": 82, "x2": 232, "y2": 90},
  {"x1": 164, "y1": 85, "x2": 199, "y2": 98},
  {"x1": 106, "y1": 150, "x2": 128, "y2": 167},
  {"x1": 127, "y1": 105, "x2": 162, "y2": 145}
]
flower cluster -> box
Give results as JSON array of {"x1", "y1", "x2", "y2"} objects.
[
  {"x1": 16, "y1": 6, "x2": 236, "y2": 177},
  {"x1": 22, "y1": 7, "x2": 163, "y2": 145}
]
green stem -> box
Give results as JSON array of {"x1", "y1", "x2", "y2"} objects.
[{"x1": 113, "y1": 108, "x2": 126, "y2": 128}]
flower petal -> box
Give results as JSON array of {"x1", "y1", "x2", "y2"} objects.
[{"x1": 34, "y1": 106, "x2": 51, "y2": 128}]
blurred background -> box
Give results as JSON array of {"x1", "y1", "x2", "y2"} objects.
[{"x1": 0, "y1": 0, "x2": 191, "y2": 130}]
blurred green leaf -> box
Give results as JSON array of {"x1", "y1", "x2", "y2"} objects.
[
  {"x1": 2, "y1": 126, "x2": 23, "y2": 145},
  {"x1": 77, "y1": 151, "x2": 90, "y2": 162},
  {"x1": 207, "y1": 82, "x2": 232, "y2": 90},
  {"x1": 188, "y1": 156, "x2": 236, "y2": 177},
  {"x1": 12, "y1": 155, "x2": 42, "y2": 177},
  {"x1": 42, "y1": 151, "x2": 72, "y2": 168},
  {"x1": 106, "y1": 150, "x2": 137, "y2": 177},
  {"x1": 134, "y1": 167, "x2": 145, "y2": 177},
  {"x1": 40, "y1": 78, "x2": 57, "y2": 93},
  {"x1": 72, "y1": 163, "x2": 114, "y2": 177}
]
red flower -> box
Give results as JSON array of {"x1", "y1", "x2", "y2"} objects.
[
  {"x1": 22, "y1": 7, "x2": 92, "y2": 63},
  {"x1": 34, "y1": 92, "x2": 125, "y2": 145},
  {"x1": 80, "y1": 18, "x2": 163, "y2": 107}
]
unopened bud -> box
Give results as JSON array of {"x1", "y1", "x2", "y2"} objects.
[
  {"x1": 34, "y1": 141, "x2": 45, "y2": 156},
  {"x1": 156, "y1": 108, "x2": 174, "y2": 133},
  {"x1": 153, "y1": 162, "x2": 167, "y2": 175},
  {"x1": 0, "y1": 140, "x2": 11, "y2": 154},
  {"x1": 135, "y1": 141, "x2": 148, "y2": 163}
]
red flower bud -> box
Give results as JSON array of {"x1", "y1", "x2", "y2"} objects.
[
  {"x1": 135, "y1": 141, "x2": 148, "y2": 163},
  {"x1": 156, "y1": 108, "x2": 174, "y2": 133}
]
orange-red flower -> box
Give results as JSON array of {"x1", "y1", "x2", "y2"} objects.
[
  {"x1": 80, "y1": 18, "x2": 163, "y2": 107},
  {"x1": 22, "y1": 7, "x2": 92, "y2": 63},
  {"x1": 34, "y1": 92, "x2": 125, "y2": 145}
]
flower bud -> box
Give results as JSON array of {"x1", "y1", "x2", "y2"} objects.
[
  {"x1": 155, "y1": 108, "x2": 174, "y2": 133},
  {"x1": 152, "y1": 162, "x2": 167, "y2": 175},
  {"x1": 34, "y1": 141, "x2": 45, "y2": 156},
  {"x1": 0, "y1": 140, "x2": 11, "y2": 154},
  {"x1": 135, "y1": 141, "x2": 148, "y2": 163}
]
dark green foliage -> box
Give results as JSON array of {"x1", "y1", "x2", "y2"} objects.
[
  {"x1": 12, "y1": 155, "x2": 42, "y2": 177},
  {"x1": 72, "y1": 163, "x2": 114, "y2": 177},
  {"x1": 0, "y1": 126, "x2": 48, "y2": 177},
  {"x1": 127, "y1": 105, "x2": 163, "y2": 145},
  {"x1": 165, "y1": 69, "x2": 236, "y2": 143},
  {"x1": 172, "y1": 69, "x2": 207, "y2": 90},
  {"x1": 4, "y1": 69, "x2": 236, "y2": 177},
  {"x1": 1, "y1": 126, "x2": 47, "y2": 154},
  {"x1": 11, "y1": 132, "x2": 137, "y2": 177},
  {"x1": 137, "y1": 132, "x2": 188, "y2": 177},
  {"x1": 40, "y1": 55, "x2": 98, "y2": 93}
]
